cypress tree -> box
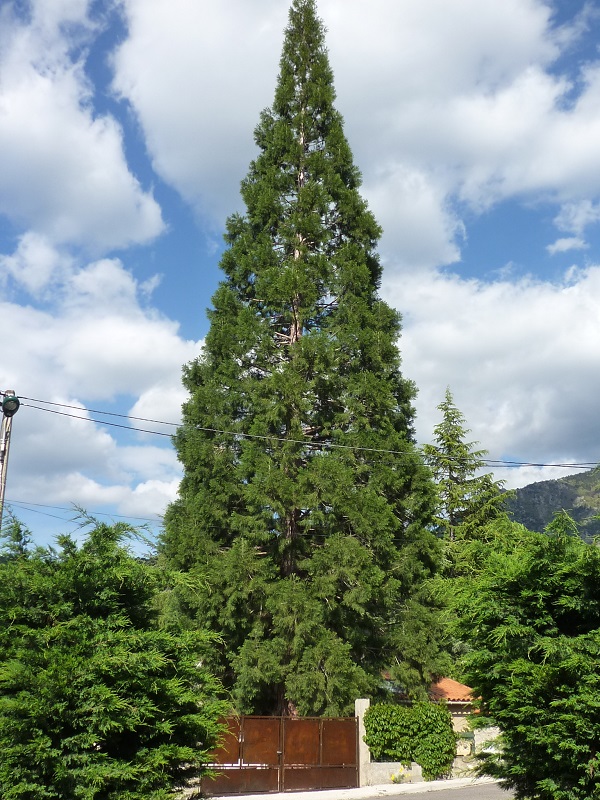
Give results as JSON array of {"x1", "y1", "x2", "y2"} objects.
[{"x1": 163, "y1": 0, "x2": 439, "y2": 715}]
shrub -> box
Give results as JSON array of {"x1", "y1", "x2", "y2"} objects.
[
  {"x1": 363, "y1": 704, "x2": 416, "y2": 764},
  {"x1": 364, "y1": 701, "x2": 457, "y2": 780},
  {"x1": 0, "y1": 522, "x2": 227, "y2": 800},
  {"x1": 411, "y1": 702, "x2": 458, "y2": 781},
  {"x1": 455, "y1": 514, "x2": 600, "y2": 799}
]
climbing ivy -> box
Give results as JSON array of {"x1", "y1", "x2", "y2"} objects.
[
  {"x1": 412, "y1": 702, "x2": 458, "y2": 781},
  {"x1": 364, "y1": 702, "x2": 457, "y2": 780}
]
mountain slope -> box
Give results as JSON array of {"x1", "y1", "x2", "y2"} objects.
[{"x1": 507, "y1": 468, "x2": 600, "y2": 540}]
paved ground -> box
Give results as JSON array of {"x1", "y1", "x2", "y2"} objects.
[
  {"x1": 377, "y1": 782, "x2": 513, "y2": 799},
  {"x1": 213, "y1": 777, "x2": 514, "y2": 800}
]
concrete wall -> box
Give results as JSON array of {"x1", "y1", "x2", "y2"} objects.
[{"x1": 362, "y1": 761, "x2": 423, "y2": 786}]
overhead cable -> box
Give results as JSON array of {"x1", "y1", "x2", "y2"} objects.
[{"x1": 17, "y1": 395, "x2": 599, "y2": 472}]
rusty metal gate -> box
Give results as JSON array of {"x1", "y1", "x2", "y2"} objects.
[{"x1": 201, "y1": 715, "x2": 358, "y2": 795}]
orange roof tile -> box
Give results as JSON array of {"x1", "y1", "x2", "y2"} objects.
[{"x1": 429, "y1": 677, "x2": 473, "y2": 703}]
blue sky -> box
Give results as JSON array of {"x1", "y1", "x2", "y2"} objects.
[{"x1": 1, "y1": 0, "x2": 600, "y2": 548}]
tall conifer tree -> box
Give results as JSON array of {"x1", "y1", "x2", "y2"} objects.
[{"x1": 163, "y1": 0, "x2": 439, "y2": 715}]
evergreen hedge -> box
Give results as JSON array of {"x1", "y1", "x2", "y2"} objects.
[{"x1": 0, "y1": 520, "x2": 226, "y2": 800}]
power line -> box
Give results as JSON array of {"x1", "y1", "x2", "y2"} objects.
[
  {"x1": 17, "y1": 395, "x2": 600, "y2": 472},
  {"x1": 20, "y1": 397, "x2": 178, "y2": 428},
  {"x1": 22, "y1": 403, "x2": 173, "y2": 437},
  {"x1": 4, "y1": 499, "x2": 163, "y2": 525},
  {"x1": 5, "y1": 502, "x2": 67, "y2": 522},
  {"x1": 20, "y1": 397, "x2": 424, "y2": 454}
]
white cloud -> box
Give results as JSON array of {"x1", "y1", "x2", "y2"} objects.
[
  {"x1": 0, "y1": 255, "x2": 201, "y2": 525},
  {"x1": 547, "y1": 237, "x2": 588, "y2": 255},
  {"x1": 29, "y1": 0, "x2": 91, "y2": 32},
  {"x1": 120, "y1": 478, "x2": 180, "y2": 518},
  {"x1": 128, "y1": 382, "x2": 192, "y2": 435},
  {"x1": 501, "y1": 463, "x2": 589, "y2": 491},
  {"x1": 116, "y1": 446, "x2": 180, "y2": 480},
  {"x1": 0, "y1": 0, "x2": 164, "y2": 251},
  {"x1": 322, "y1": 1, "x2": 600, "y2": 213},
  {"x1": 364, "y1": 165, "x2": 463, "y2": 269},
  {"x1": 113, "y1": 0, "x2": 287, "y2": 224},
  {"x1": 0, "y1": 232, "x2": 72, "y2": 295},
  {"x1": 1, "y1": 257, "x2": 199, "y2": 399},
  {"x1": 322, "y1": 0, "x2": 558, "y2": 106},
  {"x1": 111, "y1": 0, "x2": 600, "y2": 269},
  {"x1": 554, "y1": 199, "x2": 600, "y2": 235},
  {"x1": 7, "y1": 407, "x2": 182, "y2": 522},
  {"x1": 385, "y1": 265, "x2": 600, "y2": 487}
]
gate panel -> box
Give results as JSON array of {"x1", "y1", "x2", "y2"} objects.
[
  {"x1": 283, "y1": 718, "x2": 320, "y2": 765},
  {"x1": 211, "y1": 717, "x2": 241, "y2": 764},
  {"x1": 282, "y1": 716, "x2": 358, "y2": 792},
  {"x1": 317, "y1": 766, "x2": 358, "y2": 789},
  {"x1": 242, "y1": 717, "x2": 280, "y2": 765},
  {"x1": 321, "y1": 717, "x2": 358, "y2": 764},
  {"x1": 205, "y1": 768, "x2": 279, "y2": 796},
  {"x1": 283, "y1": 766, "x2": 322, "y2": 792}
]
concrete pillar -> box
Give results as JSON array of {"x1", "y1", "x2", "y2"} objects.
[{"x1": 355, "y1": 698, "x2": 371, "y2": 787}]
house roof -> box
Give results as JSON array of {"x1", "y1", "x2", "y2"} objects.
[{"x1": 429, "y1": 677, "x2": 473, "y2": 703}]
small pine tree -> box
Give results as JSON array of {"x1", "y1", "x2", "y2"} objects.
[
  {"x1": 424, "y1": 388, "x2": 509, "y2": 551},
  {"x1": 163, "y1": 0, "x2": 440, "y2": 715}
]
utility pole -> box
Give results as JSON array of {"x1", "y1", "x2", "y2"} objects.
[{"x1": 0, "y1": 390, "x2": 20, "y2": 531}]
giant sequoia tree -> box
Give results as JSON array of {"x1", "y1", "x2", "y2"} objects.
[{"x1": 163, "y1": 0, "x2": 440, "y2": 715}]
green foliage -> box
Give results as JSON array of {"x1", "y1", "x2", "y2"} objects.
[
  {"x1": 0, "y1": 521, "x2": 226, "y2": 800},
  {"x1": 387, "y1": 585, "x2": 454, "y2": 700},
  {"x1": 455, "y1": 512, "x2": 600, "y2": 799},
  {"x1": 162, "y1": 0, "x2": 440, "y2": 714},
  {"x1": 411, "y1": 702, "x2": 458, "y2": 782},
  {"x1": 423, "y1": 388, "x2": 510, "y2": 574},
  {"x1": 0, "y1": 510, "x2": 32, "y2": 561},
  {"x1": 363, "y1": 704, "x2": 415, "y2": 763},
  {"x1": 364, "y1": 702, "x2": 456, "y2": 780}
]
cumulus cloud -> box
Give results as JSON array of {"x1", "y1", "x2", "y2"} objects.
[
  {"x1": 120, "y1": 478, "x2": 181, "y2": 518},
  {"x1": 0, "y1": 232, "x2": 72, "y2": 295},
  {"x1": 0, "y1": 0, "x2": 164, "y2": 251},
  {"x1": 547, "y1": 237, "x2": 588, "y2": 255},
  {"x1": 323, "y1": 1, "x2": 600, "y2": 206},
  {"x1": 113, "y1": 0, "x2": 287, "y2": 224},
  {"x1": 554, "y1": 199, "x2": 600, "y2": 235},
  {"x1": 0, "y1": 255, "x2": 201, "y2": 529},
  {"x1": 2, "y1": 257, "x2": 200, "y2": 398},
  {"x1": 128, "y1": 382, "x2": 192, "y2": 435},
  {"x1": 384, "y1": 264, "x2": 600, "y2": 486},
  {"x1": 111, "y1": 0, "x2": 600, "y2": 270},
  {"x1": 363, "y1": 165, "x2": 463, "y2": 269}
]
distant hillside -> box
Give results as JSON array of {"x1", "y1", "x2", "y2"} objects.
[{"x1": 507, "y1": 468, "x2": 600, "y2": 541}]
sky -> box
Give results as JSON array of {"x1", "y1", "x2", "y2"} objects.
[{"x1": 1, "y1": 0, "x2": 600, "y2": 549}]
